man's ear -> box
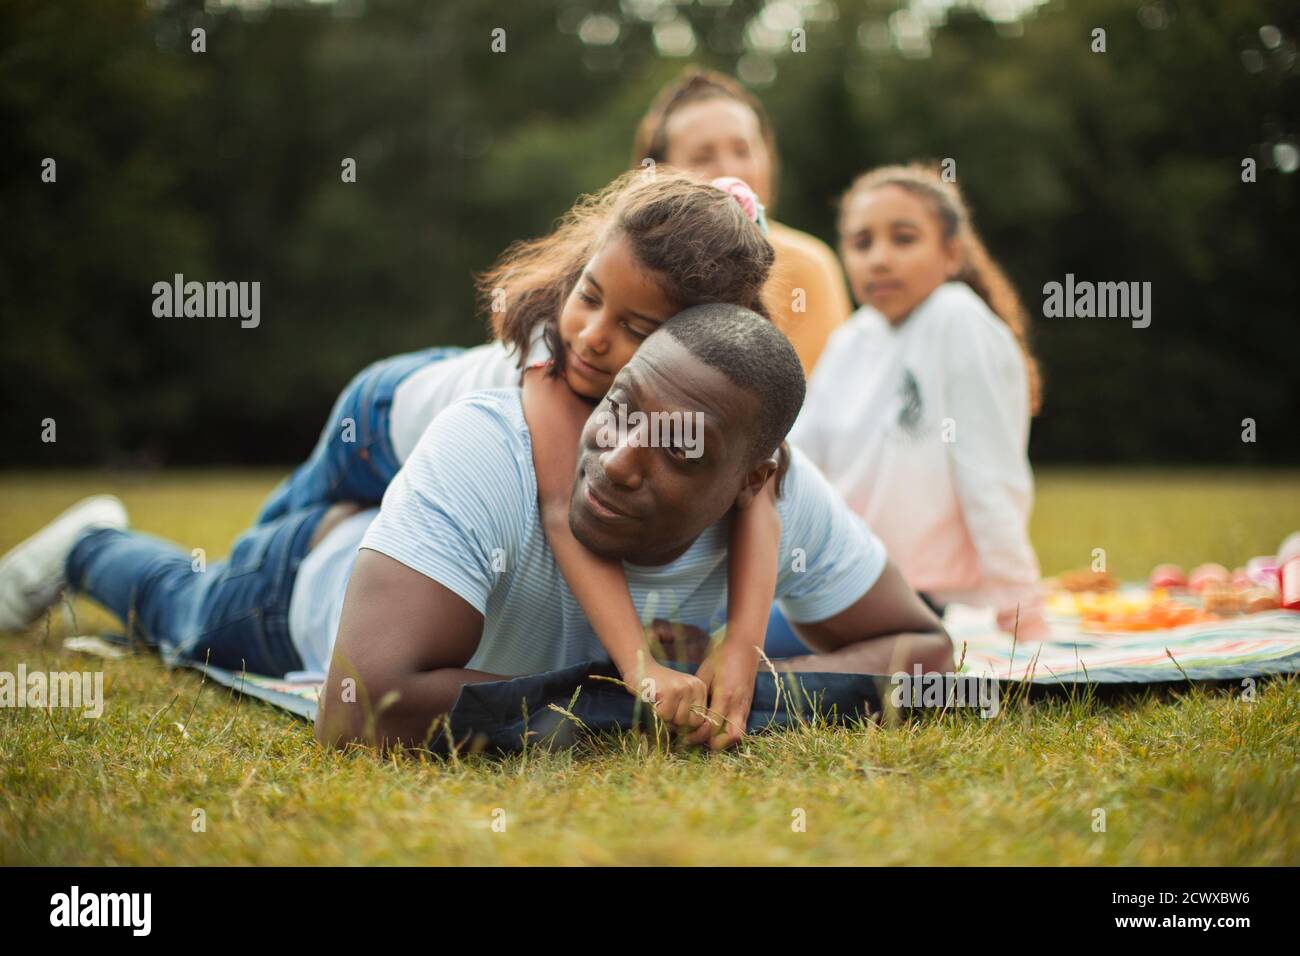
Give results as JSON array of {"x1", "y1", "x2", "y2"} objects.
[{"x1": 734, "y1": 456, "x2": 777, "y2": 509}]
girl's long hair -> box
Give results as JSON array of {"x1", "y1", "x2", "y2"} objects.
[
  {"x1": 479, "y1": 168, "x2": 775, "y2": 376},
  {"x1": 839, "y1": 163, "x2": 1043, "y2": 414}
]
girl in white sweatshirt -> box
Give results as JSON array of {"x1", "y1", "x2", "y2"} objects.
[{"x1": 788, "y1": 163, "x2": 1048, "y2": 640}]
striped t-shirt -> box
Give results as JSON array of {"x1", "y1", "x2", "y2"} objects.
[{"x1": 288, "y1": 388, "x2": 887, "y2": 678}]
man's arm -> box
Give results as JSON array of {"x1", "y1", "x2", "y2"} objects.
[
  {"x1": 314, "y1": 549, "x2": 507, "y2": 751},
  {"x1": 779, "y1": 560, "x2": 954, "y2": 675},
  {"x1": 314, "y1": 393, "x2": 534, "y2": 750}
]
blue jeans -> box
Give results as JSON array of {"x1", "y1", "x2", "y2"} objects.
[
  {"x1": 256, "y1": 347, "x2": 463, "y2": 524},
  {"x1": 66, "y1": 505, "x2": 329, "y2": 676},
  {"x1": 764, "y1": 604, "x2": 811, "y2": 658}
]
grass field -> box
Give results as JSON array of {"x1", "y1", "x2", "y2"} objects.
[{"x1": 2, "y1": 468, "x2": 1298, "y2": 865}]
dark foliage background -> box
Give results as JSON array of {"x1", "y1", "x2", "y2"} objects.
[{"x1": 2, "y1": 0, "x2": 1296, "y2": 467}]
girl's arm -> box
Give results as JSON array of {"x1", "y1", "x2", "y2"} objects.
[
  {"x1": 520, "y1": 366, "x2": 708, "y2": 729},
  {"x1": 685, "y1": 472, "x2": 781, "y2": 749}
]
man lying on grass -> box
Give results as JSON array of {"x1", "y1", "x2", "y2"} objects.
[
  {"x1": 0, "y1": 304, "x2": 951, "y2": 752},
  {"x1": 316, "y1": 303, "x2": 951, "y2": 748}
]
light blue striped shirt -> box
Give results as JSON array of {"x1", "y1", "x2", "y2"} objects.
[{"x1": 290, "y1": 388, "x2": 887, "y2": 677}]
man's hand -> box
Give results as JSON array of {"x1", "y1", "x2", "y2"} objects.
[
  {"x1": 686, "y1": 638, "x2": 761, "y2": 750},
  {"x1": 622, "y1": 655, "x2": 709, "y2": 735}
]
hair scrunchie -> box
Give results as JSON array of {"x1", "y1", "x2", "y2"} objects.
[{"x1": 710, "y1": 176, "x2": 769, "y2": 237}]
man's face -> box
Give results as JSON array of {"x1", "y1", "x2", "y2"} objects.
[{"x1": 568, "y1": 334, "x2": 769, "y2": 566}]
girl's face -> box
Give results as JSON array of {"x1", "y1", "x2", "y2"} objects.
[
  {"x1": 839, "y1": 184, "x2": 961, "y2": 326},
  {"x1": 557, "y1": 232, "x2": 677, "y2": 400},
  {"x1": 662, "y1": 98, "x2": 773, "y2": 207}
]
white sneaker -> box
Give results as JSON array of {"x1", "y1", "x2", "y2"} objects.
[{"x1": 0, "y1": 494, "x2": 128, "y2": 631}]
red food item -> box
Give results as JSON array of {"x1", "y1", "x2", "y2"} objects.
[
  {"x1": 1188, "y1": 563, "x2": 1230, "y2": 592},
  {"x1": 1231, "y1": 568, "x2": 1253, "y2": 590},
  {"x1": 1148, "y1": 563, "x2": 1186, "y2": 589}
]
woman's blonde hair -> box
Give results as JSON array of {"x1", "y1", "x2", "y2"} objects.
[
  {"x1": 479, "y1": 168, "x2": 775, "y2": 376},
  {"x1": 840, "y1": 163, "x2": 1043, "y2": 414}
]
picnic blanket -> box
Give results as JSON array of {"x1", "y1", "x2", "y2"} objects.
[
  {"x1": 63, "y1": 582, "x2": 1300, "y2": 753},
  {"x1": 945, "y1": 601, "x2": 1300, "y2": 684},
  {"x1": 182, "y1": 659, "x2": 886, "y2": 753}
]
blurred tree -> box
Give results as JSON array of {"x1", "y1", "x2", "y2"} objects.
[{"x1": 2, "y1": 0, "x2": 1296, "y2": 467}]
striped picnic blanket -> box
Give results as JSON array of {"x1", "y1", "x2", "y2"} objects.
[
  {"x1": 947, "y1": 597, "x2": 1300, "y2": 685},
  {"x1": 184, "y1": 599, "x2": 1299, "y2": 721},
  {"x1": 65, "y1": 585, "x2": 1300, "y2": 722}
]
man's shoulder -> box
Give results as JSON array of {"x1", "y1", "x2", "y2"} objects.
[
  {"x1": 775, "y1": 443, "x2": 877, "y2": 548},
  {"x1": 773, "y1": 444, "x2": 840, "y2": 523},
  {"x1": 440, "y1": 385, "x2": 526, "y2": 428},
  {"x1": 362, "y1": 385, "x2": 539, "y2": 610},
  {"x1": 399, "y1": 386, "x2": 537, "y2": 512},
  {"x1": 771, "y1": 441, "x2": 889, "y2": 620},
  {"x1": 781, "y1": 442, "x2": 824, "y2": 489}
]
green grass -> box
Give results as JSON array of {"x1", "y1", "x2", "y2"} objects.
[{"x1": 2, "y1": 468, "x2": 1299, "y2": 865}]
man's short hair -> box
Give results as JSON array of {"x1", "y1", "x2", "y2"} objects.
[{"x1": 660, "y1": 303, "x2": 806, "y2": 465}]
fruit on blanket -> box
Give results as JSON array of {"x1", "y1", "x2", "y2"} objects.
[
  {"x1": 1188, "y1": 563, "x2": 1230, "y2": 592},
  {"x1": 1201, "y1": 584, "x2": 1240, "y2": 614},
  {"x1": 1241, "y1": 587, "x2": 1280, "y2": 614},
  {"x1": 1080, "y1": 601, "x2": 1213, "y2": 632},
  {"x1": 1057, "y1": 568, "x2": 1117, "y2": 592},
  {"x1": 1048, "y1": 590, "x2": 1140, "y2": 617},
  {"x1": 1148, "y1": 563, "x2": 1187, "y2": 589}
]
